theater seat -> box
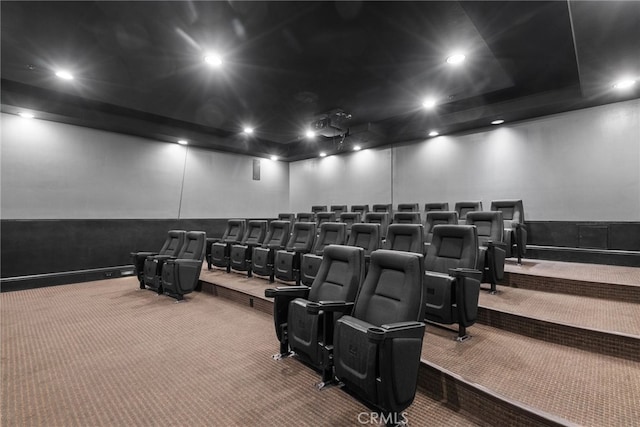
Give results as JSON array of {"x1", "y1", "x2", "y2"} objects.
[
  {"x1": 372, "y1": 203, "x2": 392, "y2": 213},
  {"x1": 364, "y1": 212, "x2": 389, "y2": 240},
  {"x1": 229, "y1": 220, "x2": 268, "y2": 275},
  {"x1": 264, "y1": 245, "x2": 365, "y2": 379},
  {"x1": 206, "y1": 219, "x2": 246, "y2": 269},
  {"x1": 339, "y1": 212, "x2": 362, "y2": 239},
  {"x1": 131, "y1": 230, "x2": 185, "y2": 289},
  {"x1": 347, "y1": 223, "x2": 381, "y2": 271},
  {"x1": 160, "y1": 231, "x2": 207, "y2": 301},
  {"x1": 296, "y1": 212, "x2": 315, "y2": 223},
  {"x1": 392, "y1": 212, "x2": 421, "y2": 224},
  {"x1": 252, "y1": 221, "x2": 291, "y2": 282},
  {"x1": 423, "y1": 211, "x2": 459, "y2": 253},
  {"x1": 397, "y1": 203, "x2": 419, "y2": 212},
  {"x1": 330, "y1": 205, "x2": 347, "y2": 216},
  {"x1": 311, "y1": 205, "x2": 327, "y2": 214},
  {"x1": 424, "y1": 225, "x2": 482, "y2": 341},
  {"x1": 315, "y1": 212, "x2": 336, "y2": 229},
  {"x1": 274, "y1": 222, "x2": 316, "y2": 284},
  {"x1": 454, "y1": 201, "x2": 483, "y2": 224},
  {"x1": 424, "y1": 202, "x2": 450, "y2": 213},
  {"x1": 278, "y1": 213, "x2": 296, "y2": 222},
  {"x1": 466, "y1": 211, "x2": 507, "y2": 294},
  {"x1": 383, "y1": 223, "x2": 424, "y2": 255},
  {"x1": 350, "y1": 204, "x2": 369, "y2": 216},
  {"x1": 491, "y1": 199, "x2": 527, "y2": 264},
  {"x1": 328, "y1": 250, "x2": 425, "y2": 415},
  {"x1": 209, "y1": 219, "x2": 246, "y2": 270},
  {"x1": 300, "y1": 222, "x2": 347, "y2": 286}
]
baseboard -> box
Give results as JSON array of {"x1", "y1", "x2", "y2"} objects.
[{"x1": 0, "y1": 265, "x2": 136, "y2": 292}]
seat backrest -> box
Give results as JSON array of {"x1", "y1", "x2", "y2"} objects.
[
  {"x1": 278, "y1": 213, "x2": 295, "y2": 222},
  {"x1": 466, "y1": 211, "x2": 504, "y2": 247},
  {"x1": 351, "y1": 204, "x2": 370, "y2": 215},
  {"x1": 284, "y1": 222, "x2": 316, "y2": 252},
  {"x1": 312, "y1": 222, "x2": 347, "y2": 255},
  {"x1": 296, "y1": 212, "x2": 315, "y2": 223},
  {"x1": 490, "y1": 199, "x2": 525, "y2": 228},
  {"x1": 176, "y1": 231, "x2": 207, "y2": 261},
  {"x1": 372, "y1": 203, "x2": 392, "y2": 213},
  {"x1": 424, "y1": 211, "x2": 459, "y2": 243},
  {"x1": 425, "y1": 225, "x2": 478, "y2": 273},
  {"x1": 384, "y1": 224, "x2": 424, "y2": 254},
  {"x1": 347, "y1": 223, "x2": 381, "y2": 256},
  {"x1": 352, "y1": 250, "x2": 425, "y2": 325},
  {"x1": 159, "y1": 230, "x2": 186, "y2": 256},
  {"x1": 339, "y1": 212, "x2": 362, "y2": 229},
  {"x1": 308, "y1": 245, "x2": 364, "y2": 303},
  {"x1": 330, "y1": 205, "x2": 348, "y2": 216},
  {"x1": 392, "y1": 212, "x2": 421, "y2": 224},
  {"x1": 454, "y1": 201, "x2": 483, "y2": 221},
  {"x1": 316, "y1": 212, "x2": 336, "y2": 227},
  {"x1": 364, "y1": 212, "x2": 389, "y2": 238},
  {"x1": 424, "y1": 202, "x2": 449, "y2": 213},
  {"x1": 311, "y1": 205, "x2": 327, "y2": 214},
  {"x1": 397, "y1": 203, "x2": 419, "y2": 212},
  {"x1": 221, "y1": 219, "x2": 246, "y2": 243},
  {"x1": 262, "y1": 221, "x2": 291, "y2": 249},
  {"x1": 242, "y1": 220, "x2": 268, "y2": 246}
]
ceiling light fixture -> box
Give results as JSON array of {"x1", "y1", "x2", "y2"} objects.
[
  {"x1": 612, "y1": 78, "x2": 636, "y2": 90},
  {"x1": 270, "y1": 155, "x2": 278, "y2": 161},
  {"x1": 319, "y1": 152, "x2": 327, "y2": 157},
  {"x1": 203, "y1": 53, "x2": 223, "y2": 67},
  {"x1": 305, "y1": 130, "x2": 315, "y2": 139},
  {"x1": 177, "y1": 139, "x2": 188, "y2": 145},
  {"x1": 243, "y1": 127, "x2": 254, "y2": 135},
  {"x1": 428, "y1": 130, "x2": 439, "y2": 137},
  {"x1": 55, "y1": 70, "x2": 74, "y2": 80},
  {"x1": 353, "y1": 145, "x2": 362, "y2": 151},
  {"x1": 491, "y1": 119, "x2": 505, "y2": 125},
  {"x1": 446, "y1": 53, "x2": 466, "y2": 65},
  {"x1": 422, "y1": 97, "x2": 437, "y2": 109},
  {"x1": 19, "y1": 112, "x2": 35, "y2": 119}
]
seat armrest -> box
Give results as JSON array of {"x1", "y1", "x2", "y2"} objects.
[
  {"x1": 367, "y1": 321, "x2": 426, "y2": 342},
  {"x1": 448, "y1": 267, "x2": 482, "y2": 282},
  {"x1": 264, "y1": 286, "x2": 310, "y2": 299},
  {"x1": 306, "y1": 301, "x2": 354, "y2": 315},
  {"x1": 169, "y1": 259, "x2": 203, "y2": 267},
  {"x1": 486, "y1": 240, "x2": 508, "y2": 250},
  {"x1": 131, "y1": 251, "x2": 158, "y2": 257},
  {"x1": 149, "y1": 255, "x2": 177, "y2": 262}
]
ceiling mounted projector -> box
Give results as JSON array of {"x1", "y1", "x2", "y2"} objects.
[{"x1": 312, "y1": 109, "x2": 351, "y2": 137}]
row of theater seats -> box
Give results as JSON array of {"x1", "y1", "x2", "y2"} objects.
[{"x1": 131, "y1": 230, "x2": 207, "y2": 300}]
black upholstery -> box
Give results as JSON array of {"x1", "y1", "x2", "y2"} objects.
[
  {"x1": 330, "y1": 205, "x2": 348, "y2": 216},
  {"x1": 454, "y1": 201, "x2": 483, "y2": 224},
  {"x1": 491, "y1": 199, "x2": 527, "y2": 264},
  {"x1": 424, "y1": 225, "x2": 481, "y2": 340},
  {"x1": 423, "y1": 211, "x2": 459, "y2": 254},
  {"x1": 424, "y1": 202, "x2": 450, "y2": 212},
  {"x1": 311, "y1": 205, "x2": 327, "y2": 214},
  {"x1": 264, "y1": 245, "x2": 365, "y2": 374},
  {"x1": 350, "y1": 204, "x2": 370, "y2": 216},
  {"x1": 364, "y1": 212, "x2": 389, "y2": 240},
  {"x1": 161, "y1": 231, "x2": 207, "y2": 301},
  {"x1": 296, "y1": 212, "x2": 315, "y2": 223},
  {"x1": 274, "y1": 222, "x2": 316, "y2": 284},
  {"x1": 131, "y1": 230, "x2": 185, "y2": 289},
  {"x1": 397, "y1": 203, "x2": 419, "y2": 212},
  {"x1": 278, "y1": 213, "x2": 296, "y2": 222},
  {"x1": 206, "y1": 219, "x2": 246, "y2": 269},
  {"x1": 209, "y1": 219, "x2": 246, "y2": 270},
  {"x1": 229, "y1": 220, "x2": 268, "y2": 275},
  {"x1": 466, "y1": 211, "x2": 507, "y2": 293},
  {"x1": 315, "y1": 212, "x2": 336, "y2": 228},
  {"x1": 384, "y1": 224, "x2": 424, "y2": 254},
  {"x1": 339, "y1": 212, "x2": 362, "y2": 238},
  {"x1": 347, "y1": 223, "x2": 381, "y2": 269},
  {"x1": 392, "y1": 212, "x2": 422, "y2": 224},
  {"x1": 300, "y1": 223, "x2": 347, "y2": 286},
  {"x1": 372, "y1": 203, "x2": 392, "y2": 213},
  {"x1": 332, "y1": 250, "x2": 425, "y2": 414},
  {"x1": 252, "y1": 221, "x2": 291, "y2": 281}
]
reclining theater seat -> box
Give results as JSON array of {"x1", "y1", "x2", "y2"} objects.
[
  {"x1": 454, "y1": 201, "x2": 483, "y2": 224},
  {"x1": 423, "y1": 211, "x2": 459, "y2": 253},
  {"x1": 228, "y1": 220, "x2": 268, "y2": 275},
  {"x1": 339, "y1": 212, "x2": 362, "y2": 239},
  {"x1": 274, "y1": 222, "x2": 316, "y2": 285},
  {"x1": 315, "y1": 212, "x2": 336, "y2": 229},
  {"x1": 160, "y1": 231, "x2": 207, "y2": 301},
  {"x1": 331, "y1": 250, "x2": 426, "y2": 415},
  {"x1": 311, "y1": 205, "x2": 327, "y2": 214},
  {"x1": 364, "y1": 212, "x2": 390, "y2": 241},
  {"x1": 466, "y1": 211, "x2": 507, "y2": 294},
  {"x1": 347, "y1": 223, "x2": 381, "y2": 270},
  {"x1": 396, "y1": 203, "x2": 419, "y2": 212},
  {"x1": 424, "y1": 202, "x2": 450, "y2": 213},
  {"x1": 278, "y1": 213, "x2": 296, "y2": 222},
  {"x1": 251, "y1": 221, "x2": 291, "y2": 282},
  {"x1": 491, "y1": 199, "x2": 527, "y2": 264},
  {"x1": 206, "y1": 219, "x2": 246, "y2": 269},
  {"x1": 392, "y1": 212, "x2": 422, "y2": 224},
  {"x1": 384, "y1": 223, "x2": 424, "y2": 255},
  {"x1": 296, "y1": 212, "x2": 315, "y2": 223},
  {"x1": 264, "y1": 245, "x2": 365, "y2": 369},
  {"x1": 372, "y1": 203, "x2": 392, "y2": 213},
  {"x1": 424, "y1": 225, "x2": 482, "y2": 341},
  {"x1": 131, "y1": 230, "x2": 185, "y2": 289},
  {"x1": 330, "y1": 205, "x2": 348, "y2": 216},
  {"x1": 300, "y1": 222, "x2": 347, "y2": 286},
  {"x1": 209, "y1": 219, "x2": 246, "y2": 270},
  {"x1": 350, "y1": 204, "x2": 369, "y2": 216}
]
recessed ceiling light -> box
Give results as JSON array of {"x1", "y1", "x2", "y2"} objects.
[
  {"x1": 422, "y1": 97, "x2": 437, "y2": 109},
  {"x1": 55, "y1": 70, "x2": 74, "y2": 80},
  {"x1": 353, "y1": 145, "x2": 362, "y2": 151},
  {"x1": 319, "y1": 152, "x2": 327, "y2": 157},
  {"x1": 428, "y1": 130, "x2": 439, "y2": 137},
  {"x1": 612, "y1": 79, "x2": 636, "y2": 90},
  {"x1": 491, "y1": 119, "x2": 505, "y2": 125},
  {"x1": 203, "y1": 53, "x2": 223, "y2": 67},
  {"x1": 177, "y1": 139, "x2": 188, "y2": 145},
  {"x1": 305, "y1": 130, "x2": 315, "y2": 139},
  {"x1": 243, "y1": 127, "x2": 254, "y2": 135},
  {"x1": 19, "y1": 112, "x2": 35, "y2": 119},
  {"x1": 446, "y1": 53, "x2": 466, "y2": 65},
  {"x1": 270, "y1": 155, "x2": 278, "y2": 161}
]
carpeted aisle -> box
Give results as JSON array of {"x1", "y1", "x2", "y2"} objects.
[{"x1": 1, "y1": 277, "x2": 475, "y2": 426}]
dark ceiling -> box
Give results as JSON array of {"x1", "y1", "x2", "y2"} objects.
[{"x1": 2, "y1": 1, "x2": 639, "y2": 161}]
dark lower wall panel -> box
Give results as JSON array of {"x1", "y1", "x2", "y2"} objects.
[
  {"x1": 527, "y1": 221, "x2": 640, "y2": 251},
  {"x1": 1, "y1": 219, "x2": 235, "y2": 278}
]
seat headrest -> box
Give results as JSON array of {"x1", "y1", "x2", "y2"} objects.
[
  {"x1": 466, "y1": 211, "x2": 504, "y2": 243},
  {"x1": 397, "y1": 203, "x2": 419, "y2": 212},
  {"x1": 490, "y1": 199, "x2": 525, "y2": 223},
  {"x1": 424, "y1": 202, "x2": 450, "y2": 212},
  {"x1": 384, "y1": 224, "x2": 424, "y2": 253},
  {"x1": 425, "y1": 225, "x2": 478, "y2": 273}
]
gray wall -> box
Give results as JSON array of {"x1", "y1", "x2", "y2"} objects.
[
  {"x1": 290, "y1": 99, "x2": 640, "y2": 221},
  {"x1": 1, "y1": 113, "x2": 289, "y2": 220}
]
